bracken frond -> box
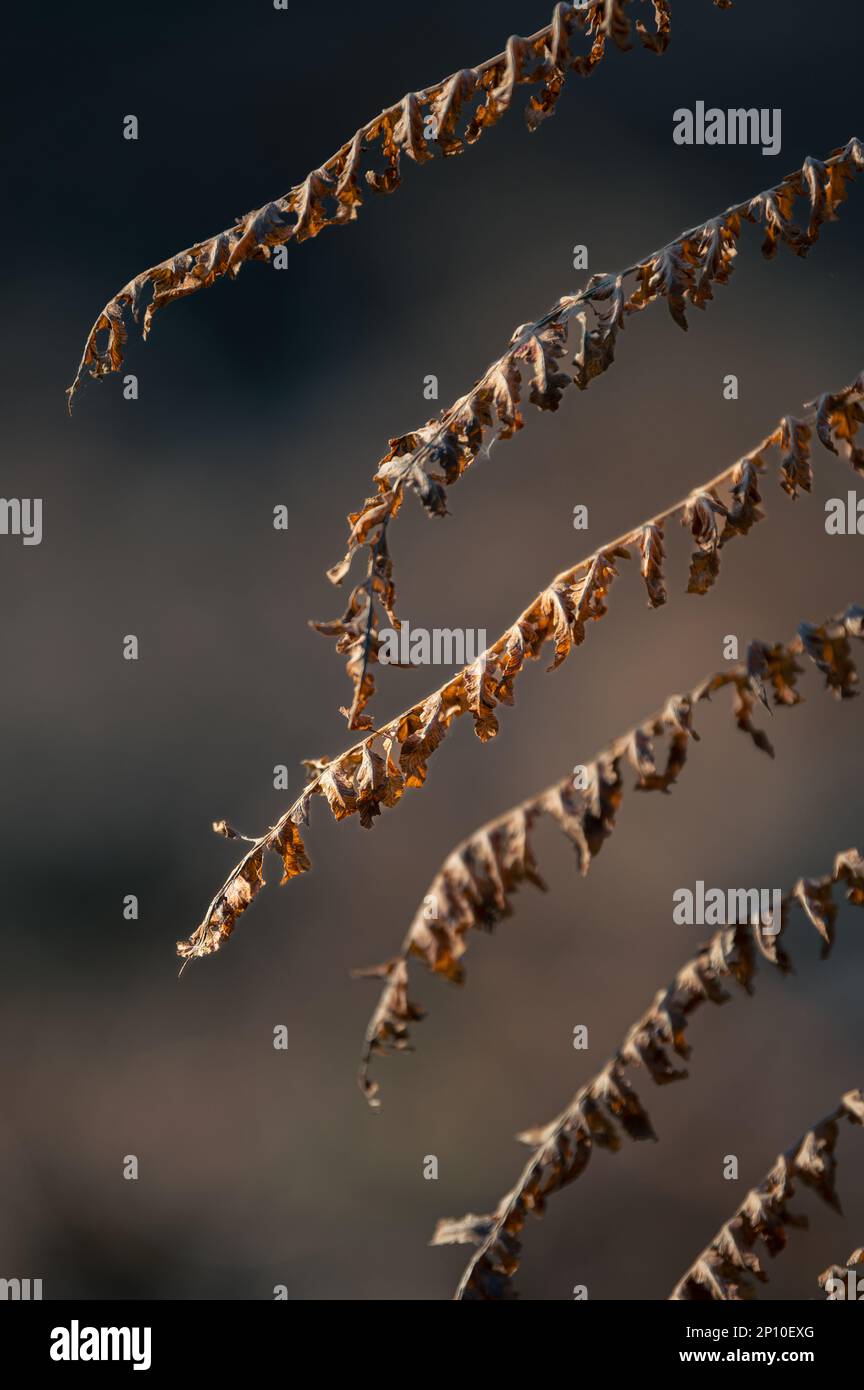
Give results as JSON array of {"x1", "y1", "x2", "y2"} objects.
[
  {"x1": 430, "y1": 859, "x2": 864, "y2": 1300},
  {"x1": 66, "y1": 0, "x2": 724, "y2": 408},
  {"x1": 321, "y1": 139, "x2": 864, "y2": 724},
  {"x1": 177, "y1": 372, "x2": 863, "y2": 961},
  {"x1": 323, "y1": 363, "x2": 864, "y2": 727},
  {"x1": 354, "y1": 607, "x2": 864, "y2": 1106},
  {"x1": 671, "y1": 1093, "x2": 864, "y2": 1300}
]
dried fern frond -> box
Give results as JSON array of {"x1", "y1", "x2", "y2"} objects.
[
  {"x1": 818, "y1": 1247, "x2": 864, "y2": 1299},
  {"x1": 178, "y1": 375, "x2": 863, "y2": 961},
  {"x1": 322, "y1": 139, "x2": 864, "y2": 724},
  {"x1": 671, "y1": 1092, "x2": 864, "y2": 1300},
  {"x1": 431, "y1": 856, "x2": 864, "y2": 1300},
  {"x1": 66, "y1": 0, "x2": 721, "y2": 409},
  {"x1": 354, "y1": 609, "x2": 864, "y2": 1106},
  {"x1": 325, "y1": 364, "x2": 863, "y2": 728}
]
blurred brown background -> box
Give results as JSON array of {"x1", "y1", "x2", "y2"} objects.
[{"x1": 1, "y1": 0, "x2": 862, "y2": 1299}]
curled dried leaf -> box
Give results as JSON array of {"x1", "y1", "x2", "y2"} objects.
[
  {"x1": 774, "y1": 416, "x2": 813, "y2": 497},
  {"x1": 268, "y1": 821, "x2": 312, "y2": 884},
  {"x1": 683, "y1": 491, "x2": 728, "y2": 594},
  {"x1": 638, "y1": 523, "x2": 667, "y2": 607}
]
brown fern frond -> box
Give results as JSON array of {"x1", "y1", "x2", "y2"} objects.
[
  {"x1": 671, "y1": 1092, "x2": 864, "y2": 1300},
  {"x1": 354, "y1": 612, "x2": 864, "y2": 1106},
  {"x1": 431, "y1": 858, "x2": 864, "y2": 1300},
  {"x1": 326, "y1": 365, "x2": 863, "y2": 727},
  {"x1": 178, "y1": 373, "x2": 863, "y2": 960},
  {"x1": 323, "y1": 140, "x2": 864, "y2": 723},
  {"x1": 818, "y1": 1247, "x2": 864, "y2": 1299},
  {"x1": 66, "y1": 0, "x2": 715, "y2": 409}
]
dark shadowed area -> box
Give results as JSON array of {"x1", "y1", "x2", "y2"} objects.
[{"x1": 1, "y1": 0, "x2": 862, "y2": 1300}]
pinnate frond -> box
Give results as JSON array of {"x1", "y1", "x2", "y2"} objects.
[
  {"x1": 67, "y1": 0, "x2": 719, "y2": 407},
  {"x1": 431, "y1": 858, "x2": 864, "y2": 1300},
  {"x1": 671, "y1": 1092, "x2": 864, "y2": 1300},
  {"x1": 355, "y1": 611, "x2": 864, "y2": 1104},
  {"x1": 326, "y1": 363, "x2": 863, "y2": 727}
]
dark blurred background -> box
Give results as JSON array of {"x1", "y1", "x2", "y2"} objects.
[{"x1": 1, "y1": 0, "x2": 862, "y2": 1300}]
